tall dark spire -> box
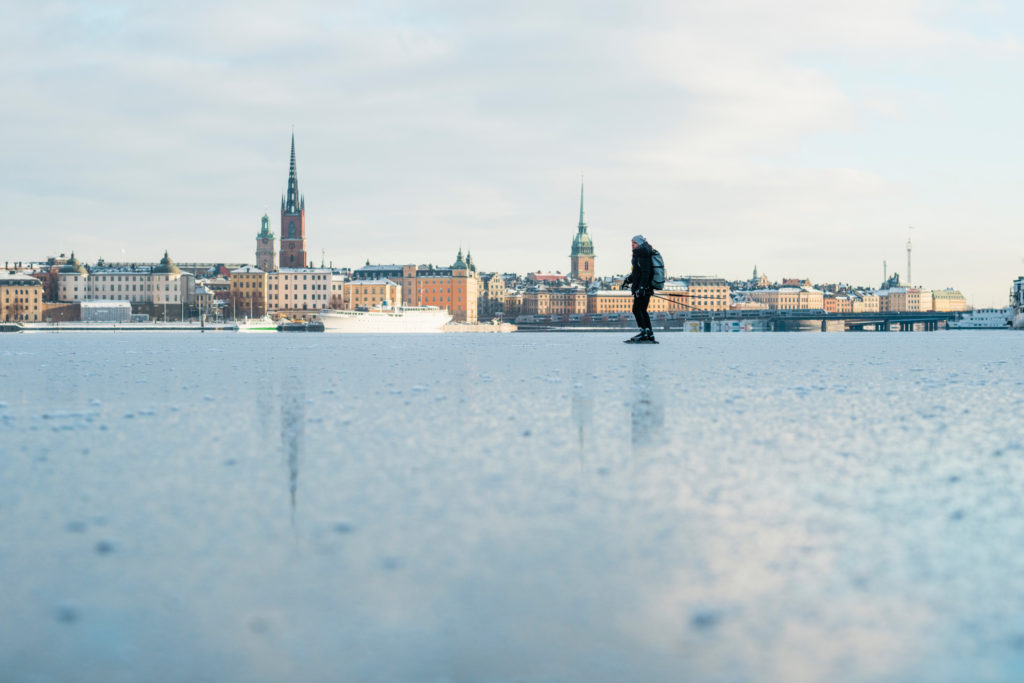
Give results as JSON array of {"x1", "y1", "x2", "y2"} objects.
[{"x1": 284, "y1": 132, "x2": 303, "y2": 214}]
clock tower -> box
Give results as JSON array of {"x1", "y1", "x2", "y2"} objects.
[
  {"x1": 279, "y1": 133, "x2": 308, "y2": 268},
  {"x1": 256, "y1": 213, "x2": 276, "y2": 272}
]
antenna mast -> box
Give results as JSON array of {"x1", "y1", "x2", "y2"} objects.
[{"x1": 906, "y1": 227, "x2": 913, "y2": 287}]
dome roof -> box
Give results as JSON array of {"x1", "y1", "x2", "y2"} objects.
[
  {"x1": 571, "y1": 230, "x2": 594, "y2": 256},
  {"x1": 152, "y1": 251, "x2": 181, "y2": 275},
  {"x1": 452, "y1": 247, "x2": 467, "y2": 271},
  {"x1": 58, "y1": 252, "x2": 87, "y2": 275}
]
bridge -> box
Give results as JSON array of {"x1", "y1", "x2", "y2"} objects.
[{"x1": 514, "y1": 309, "x2": 962, "y2": 332}]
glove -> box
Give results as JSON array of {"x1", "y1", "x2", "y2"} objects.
[{"x1": 619, "y1": 280, "x2": 628, "y2": 291}]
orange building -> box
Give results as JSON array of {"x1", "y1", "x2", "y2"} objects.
[{"x1": 351, "y1": 249, "x2": 479, "y2": 322}]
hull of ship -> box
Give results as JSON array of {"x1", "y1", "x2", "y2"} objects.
[
  {"x1": 1014, "y1": 312, "x2": 1024, "y2": 330},
  {"x1": 237, "y1": 316, "x2": 278, "y2": 333},
  {"x1": 319, "y1": 308, "x2": 452, "y2": 333}
]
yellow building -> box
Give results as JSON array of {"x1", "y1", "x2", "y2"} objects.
[
  {"x1": 881, "y1": 288, "x2": 932, "y2": 312},
  {"x1": 685, "y1": 277, "x2": 731, "y2": 311},
  {"x1": 229, "y1": 266, "x2": 269, "y2": 318},
  {"x1": 1, "y1": 272, "x2": 44, "y2": 322},
  {"x1": 851, "y1": 293, "x2": 880, "y2": 313},
  {"x1": 340, "y1": 279, "x2": 401, "y2": 309},
  {"x1": 749, "y1": 286, "x2": 823, "y2": 310},
  {"x1": 523, "y1": 287, "x2": 588, "y2": 315},
  {"x1": 931, "y1": 288, "x2": 968, "y2": 312},
  {"x1": 586, "y1": 290, "x2": 680, "y2": 315}
]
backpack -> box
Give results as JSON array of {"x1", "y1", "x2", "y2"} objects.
[{"x1": 651, "y1": 249, "x2": 665, "y2": 290}]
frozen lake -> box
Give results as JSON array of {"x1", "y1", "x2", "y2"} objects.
[{"x1": 4, "y1": 331, "x2": 1024, "y2": 682}]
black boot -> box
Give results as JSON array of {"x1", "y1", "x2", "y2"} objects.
[
  {"x1": 643, "y1": 328, "x2": 656, "y2": 343},
  {"x1": 624, "y1": 330, "x2": 645, "y2": 343}
]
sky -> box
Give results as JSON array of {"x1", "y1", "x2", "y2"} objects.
[{"x1": 2, "y1": 1, "x2": 1023, "y2": 305}]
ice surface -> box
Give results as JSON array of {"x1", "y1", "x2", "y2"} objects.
[{"x1": 3, "y1": 331, "x2": 1024, "y2": 682}]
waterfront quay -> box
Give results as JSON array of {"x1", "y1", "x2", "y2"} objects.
[{"x1": 516, "y1": 309, "x2": 962, "y2": 332}]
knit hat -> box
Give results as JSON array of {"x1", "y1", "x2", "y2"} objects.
[{"x1": 631, "y1": 234, "x2": 646, "y2": 246}]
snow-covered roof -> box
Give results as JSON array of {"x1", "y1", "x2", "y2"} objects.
[
  {"x1": 348, "y1": 278, "x2": 400, "y2": 287},
  {"x1": 0, "y1": 272, "x2": 43, "y2": 286},
  {"x1": 80, "y1": 300, "x2": 131, "y2": 309}
]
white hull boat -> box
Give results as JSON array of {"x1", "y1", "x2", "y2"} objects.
[
  {"x1": 319, "y1": 306, "x2": 452, "y2": 333},
  {"x1": 237, "y1": 316, "x2": 278, "y2": 333},
  {"x1": 948, "y1": 307, "x2": 1012, "y2": 329}
]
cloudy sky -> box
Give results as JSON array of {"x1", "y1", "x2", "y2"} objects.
[{"x1": 2, "y1": 1, "x2": 1023, "y2": 303}]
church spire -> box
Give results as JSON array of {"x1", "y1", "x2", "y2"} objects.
[
  {"x1": 284, "y1": 132, "x2": 302, "y2": 214},
  {"x1": 577, "y1": 177, "x2": 587, "y2": 233}
]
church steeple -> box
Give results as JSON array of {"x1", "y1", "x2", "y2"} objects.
[
  {"x1": 577, "y1": 180, "x2": 587, "y2": 233},
  {"x1": 284, "y1": 133, "x2": 302, "y2": 215},
  {"x1": 570, "y1": 178, "x2": 595, "y2": 282},
  {"x1": 279, "y1": 132, "x2": 308, "y2": 269}
]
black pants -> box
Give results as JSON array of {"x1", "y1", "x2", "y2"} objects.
[{"x1": 633, "y1": 291, "x2": 651, "y2": 330}]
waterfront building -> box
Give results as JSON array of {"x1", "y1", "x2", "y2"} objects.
[
  {"x1": 351, "y1": 249, "x2": 479, "y2": 322},
  {"x1": 586, "y1": 289, "x2": 678, "y2": 315},
  {"x1": 339, "y1": 279, "x2": 402, "y2": 309},
  {"x1": 522, "y1": 286, "x2": 588, "y2": 316},
  {"x1": 229, "y1": 266, "x2": 269, "y2": 318},
  {"x1": 80, "y1": 301, "x2": 131, "y2": 323},
  {"x1": 503, "y1": 290, "x2": 524, "y2": 317},
  {"x1": 279, "y1": 134, "x2": 308, "y2": 269},
  {"x1": 1, "y1": 271, "x2": 44, "y2": 322},
  {"x1": 194, "y1": 283, "x2": 214, "y2": 315},
  {"x1": 478, "y1": 272, "x2": 507, "y2": 319},
  {"x1": 526, "y1": 271, "x2": 570, "y2": 285},
  {"x1": 685, "y1": 277, "x2": 732, "y2": 311},
  {"x1": 931, "y1": 288, "x2": 968, "y2": 312},
  {"x1": 748, "y1": 285, "x2": 823, "y2": 310},
  {"x1": 56, "y1": 251, "x2": 195, "y2": 318},
  {"x1": 850, "y1": 292, "x2": 880, "y2": 313},
  {"x1": 879, "y1": 287, "x2": 932, "y2": 313},
  {"x1": 823, "y1": 293, "x2": 855, "y2": 314},
  {"x1": 256, "y1": 214, "x2": 277, "y2": 272},
  {"x1": 569, "y1": 182, "x2": 595, "y2": 282},
  {"x1": 267, "y1": 267, "x2": 332, "y2": 320}
]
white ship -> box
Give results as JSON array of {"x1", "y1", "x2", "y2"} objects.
[
  {"x1": 1014, "y1": 277, "x2": 1024, "y2": 330},
  {"x1": 318, "y1": 305, "x2": 452, "y2": 333},
  {"x1": 948, "y1": 307, "x2": 1012, "y2": 329}
]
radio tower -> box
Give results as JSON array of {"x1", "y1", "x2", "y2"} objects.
[{"x1": 906, "y1": 227, "x2": 913, "y2": 287}]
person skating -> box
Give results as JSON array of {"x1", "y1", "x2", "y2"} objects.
[{"x1": 621, "y1": 234, "x2": 657, "y2": 343}]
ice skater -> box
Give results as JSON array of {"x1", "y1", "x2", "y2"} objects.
[{"x1": 622, "y1": 234, "x2": 657, "y2": 343}]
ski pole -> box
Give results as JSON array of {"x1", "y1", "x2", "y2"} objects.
[{"x1": 651, "y1": 293, "x2": 700, "y2": 310}]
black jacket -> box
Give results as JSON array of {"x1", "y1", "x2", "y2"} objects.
[{"x1": 624, "y1": 243, "x2": 654, "y2": 294}]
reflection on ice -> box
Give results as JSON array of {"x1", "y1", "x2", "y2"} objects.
[
  {"x1": 281, "y1": 373, "x2": 304, "y2": 526},
  {"x1": 1, "y1": 332, "x2": 1023, "y2": 681},
  {"x1": 630, "y1": 357, "x2": 664, "y2": 449}
]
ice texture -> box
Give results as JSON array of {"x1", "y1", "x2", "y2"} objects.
[{"x1": 3, "y1": 331, "x2": 1024, "y2": 682}]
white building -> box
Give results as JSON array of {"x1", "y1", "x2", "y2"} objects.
[
  {"x1": 57, "y1": 251, "x2": 194, "y2": 308},
  {"x1": 267, "y1": 267, "x2": 332, "y2": 313},
  {"x1": 80, "y1": 301, "x2": 132, "y2": 322}
]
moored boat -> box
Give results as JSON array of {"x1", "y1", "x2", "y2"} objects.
[
  {"x1": 319, "y1": 305, "x2": 452, "y2": 333},
  {"x1": 948, "y1": 307, "x2": 1012, "y2": 329},
  {"x1": 237, "y1": 315, "x2": 279, "y2": 333}
]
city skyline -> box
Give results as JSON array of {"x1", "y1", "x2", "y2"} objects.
[{"x1": 3, "y1": 2, "x2": 1024, "y2": 306}]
